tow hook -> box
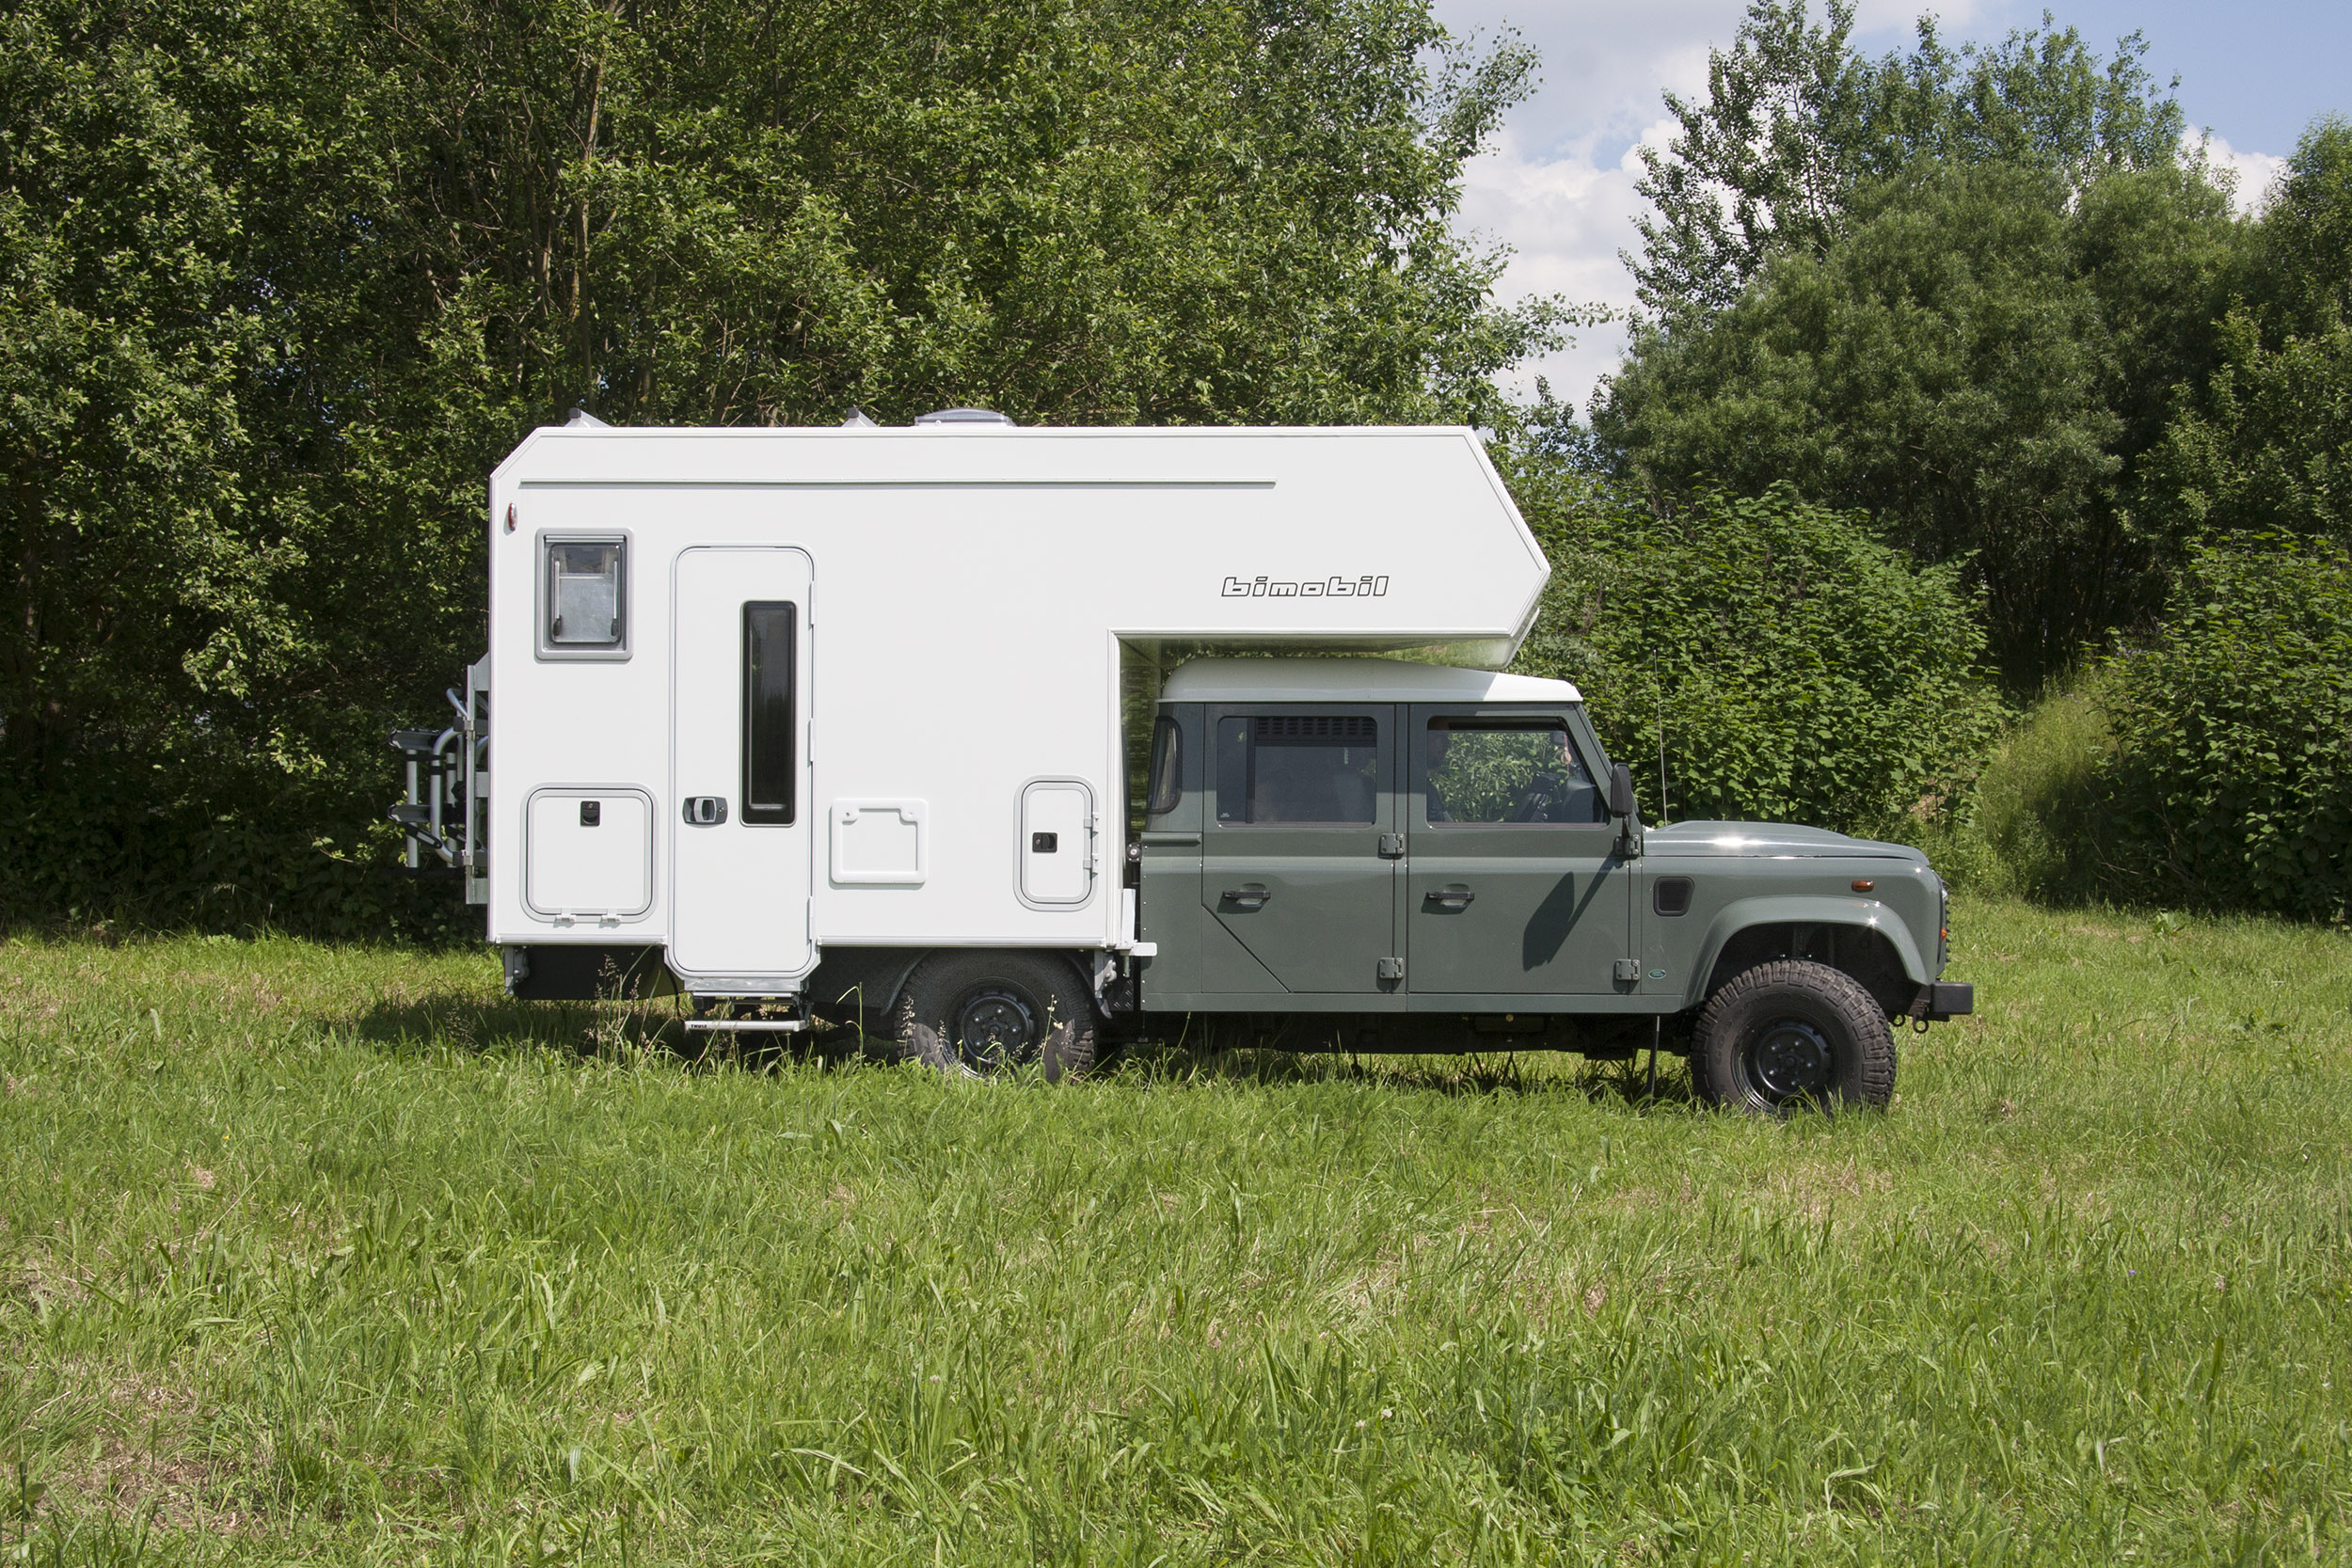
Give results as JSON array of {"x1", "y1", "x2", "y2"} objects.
[{"x1": 1910, "y1": 981, "x2": 1975, "y2": 1026}]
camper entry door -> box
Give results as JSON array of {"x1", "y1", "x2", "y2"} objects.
[{"x1": 669, "y1": 546, "x2": 815, "y2": 981}]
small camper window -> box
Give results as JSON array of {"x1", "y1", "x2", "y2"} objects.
[
  {"x1": 541, "y1": 537, "x2": 627, "y2": 656},
  {"x1": 741, "y1": 601, "x2": 796, "y2": 825}
]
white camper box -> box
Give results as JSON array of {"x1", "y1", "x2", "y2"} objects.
[{"x1": 469, "y1": 421, "x2": 1549, "y2": 1007}]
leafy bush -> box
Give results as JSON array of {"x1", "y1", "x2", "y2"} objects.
[
  {"x1": 2091, "y1": 542, "x2": 2352, "y2": 917},
  {"x1": 0, "y1": 760, "x2": 469, "y2": 942},
  {"x1": 1597, "y1": 156, "x2": 2241, "y2": 694},
  {"x1": 1503, "y1": 463, "x2": 2004, "y2": 837},
  {"x1": 1972, "y1": 541, "x2": 2352, "y2": 916}
]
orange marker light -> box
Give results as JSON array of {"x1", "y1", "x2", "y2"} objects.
[{"x1": 1851, "y1": 879, "x2": 1875, "y2": 893}]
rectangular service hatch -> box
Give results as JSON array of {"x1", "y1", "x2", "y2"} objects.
[
  {"x1": 1019, "y1": 780, "x2": 1094, "y2": 907},
  {"x1": 524, "y1": 787, "x2": 652, "y2": 922}
]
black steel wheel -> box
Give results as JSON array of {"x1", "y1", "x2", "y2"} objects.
[
  {"x1": 1690, "y1": 959, "x2": 1895, "y2": 1115},
  {"x1": 887, "y1": 950, "x2": 1099, "y2": 1081}
]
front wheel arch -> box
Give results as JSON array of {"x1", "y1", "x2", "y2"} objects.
[{"x1": 1699, "y1": 918, "x2": 1918, "y2": 1019}]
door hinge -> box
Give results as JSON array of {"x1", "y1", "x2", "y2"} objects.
[
  {"x1": 1613, "y1": 958, "x2": 1641, "y2": 983},
  {"x1": 1377, "y1": 832, "x2": 1406, "y2": 858},
  {"x1": 1376, "y1": 956, "x2": 1405, "y2": 982}
]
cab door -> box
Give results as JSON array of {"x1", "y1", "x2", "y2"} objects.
[
  {"x1": 1405, "y1": 705, "x2": 1635, "y2": 1000},
  {"x1": 1200, "y1": 705, "x2": 1402, "y2": 999},
  {"x1": 669, "y1": 546, "x2": 815, "y2": 983}
]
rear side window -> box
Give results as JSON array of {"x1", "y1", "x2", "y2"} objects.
[
  {"x1": 1215, "y1": 713, "x2": 1379, "y2": 825},
  {"x1": 1423, "y1": 717, "x2": 1605, "y2": 824},
  {"x1": 1146, "y1": 716, "x2": 1184, "y2": 816},
  {"x1": 542, "y1": 536, "x2": 628, "y2": 656},
  {"x1": 741, "y1": 602, "x2": 796, "y2": 824}
]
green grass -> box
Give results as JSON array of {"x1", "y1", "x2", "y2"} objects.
[{"x1": 3, "y1": 898, "x2": 2350, "y2": 1564}]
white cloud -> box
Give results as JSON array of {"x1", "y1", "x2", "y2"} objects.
[
  {"x1": 2188, "y1": 131, "x2": 2289, "y2": 215},
  {"x1": 1455, "y1": 122, "x2": 1667, "y2": 413}
]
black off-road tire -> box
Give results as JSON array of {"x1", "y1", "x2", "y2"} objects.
[
  {"x1": 1690, "y1": 959, "x2": 1895, "y2": 1115},
  {"x1": 886, "y1": 950, "x2": 1099, "y2": 1081}
]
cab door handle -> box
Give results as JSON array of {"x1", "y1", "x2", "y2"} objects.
[
  {"x1": 1220, "y1": 884, "x2": 1272, "y2": 911},
  {"x1": 1423, "y1": 885, "x2": 1474, "y2": 910}
]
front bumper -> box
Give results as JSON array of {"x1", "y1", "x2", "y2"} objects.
[{"x1": 1911, "y1": 981, "x2": 1974, "y2": 1022}]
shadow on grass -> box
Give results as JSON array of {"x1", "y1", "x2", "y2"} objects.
[
  {"x1": 1104, "y1": 1031, "x2": 1699, "y2": 1110},
  {"x1": 343, "y1": 990, "x2": 1701, "y2": 1111},
  {"x1": 346, "y1": 990, "x2": 875, "y2": 1073}
]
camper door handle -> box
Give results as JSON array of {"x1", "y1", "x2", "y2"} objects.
[
  {"x1": 1424, "y1": 885, "x2": 1475, "y2": 910},
  {"x1": 683, "y1": 796, "x2": 728, "y2": 825},
  {"x1": 1220, "y1": 884, "x2": 1272, "y2": 910}
]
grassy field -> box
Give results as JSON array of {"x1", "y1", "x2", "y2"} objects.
[{"x1": 3, "y1": 896, "x2": 2349, "y2": 1564}]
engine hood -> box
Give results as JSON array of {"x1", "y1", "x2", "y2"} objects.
[{"x1": 1645, "y1": 821, "x2": 1925, "y2": 862}]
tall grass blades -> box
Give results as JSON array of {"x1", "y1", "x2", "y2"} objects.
[{"x1": 2, "y1": 906, "x2": 2349, "y2": 1562}]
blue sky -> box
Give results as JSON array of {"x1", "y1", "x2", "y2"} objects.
[
  {"x1": 1429, "y1": 0, "x2": 2351, "y2": 410},
  {"x1": 1964, "y1": 0, "x2": 2346, "y2": 155}
]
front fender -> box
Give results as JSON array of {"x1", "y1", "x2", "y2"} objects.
[{"x1": 1681, "y1": 895, "x2": 1929, "y2": 1009}]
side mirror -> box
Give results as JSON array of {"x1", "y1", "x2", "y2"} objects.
[
  {"x1": 1610, "y1": 762, "x2": 1644, "y2": 859},
  {"x1": 1609, "y1": 762, "x2": 1635, "y2": 820}
]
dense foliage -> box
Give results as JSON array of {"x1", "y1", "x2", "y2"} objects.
[
  {"x1": 1629, "y1": 0, "x2": 2187, "y2": 322},
  {"x1": 1599, "y1": 7, "x2": 2351, "y2": 703},
  {"x1": 2134, "y1": 119, "x2": 2352, "y2": 550},
  {"x1": 1506, "y1": 466, "x2": 2000, "y2": 836},
  {"x1": 1591, "y1": 8, "x2": 2352, "y2": 918},
  {"x1": 1988, "y1": 541, "x2": 2352, "y2": 919},
  {"x1": 0, "y1": 0, "x2": 1558, "y2": 932},
  {"x1": 1594, "y1": 0, "x2": 2251, "y2": 692},
  {"x1": 1599, "y1": 156, "x2": 2238, "y2": 691}
]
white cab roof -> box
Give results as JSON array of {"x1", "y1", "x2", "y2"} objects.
[{"x1": 1163, "y1": 657, "x2": 1581, "y2": 704}]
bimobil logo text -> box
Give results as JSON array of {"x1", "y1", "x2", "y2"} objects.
[{"x1": 1221, "y1": 574, "x2": 1390, "y2": 598}]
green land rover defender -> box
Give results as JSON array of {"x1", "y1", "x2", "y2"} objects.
[{"x1": 1116, "y1": 657, "x2": 1971, "y2": 1113}]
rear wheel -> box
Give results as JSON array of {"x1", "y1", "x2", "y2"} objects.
[
  {"x1": 887, "y1": 950, "x2": 1098, "y2": 1081},
  {"x1": 1691, "y1": 959, "x2": 1894, "y2": 1114}
]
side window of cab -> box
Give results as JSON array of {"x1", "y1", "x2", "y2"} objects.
[
  {"x1": 1422, "y1": 716, "x2": 1605, "y2": 825},
  {"x1": 1214, "y1": 713, "x2": 1380, "y2": 825}
]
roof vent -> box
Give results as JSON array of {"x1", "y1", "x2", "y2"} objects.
[
  {"x1": 913, "y1": 407, "x2": 1015, "y2": 427},
  {"x1": 840, "y1": 407, "x2": 879, "y2": 428},
  {"x1": 565, "y1": 405, "x2": 611, "y2": 429}
]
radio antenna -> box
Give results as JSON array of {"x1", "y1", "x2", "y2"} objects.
[{"x1": 1658, "y1": 682, "x2": 1670, "y2": 826}]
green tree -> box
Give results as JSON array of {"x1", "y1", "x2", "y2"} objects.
[
  {"x1": 0, "y1": 0, "x2": 1565, "y2": 931},
  {"x1": 1597, "y1": 158, "x2": 2238, "y2": 690},
  {"x1": 2135, "y1": 119, "x2": 2352, "y2": 550},
  {"x1": 1629, "y1": 0, "x2": 2186, "y2": 322}
]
